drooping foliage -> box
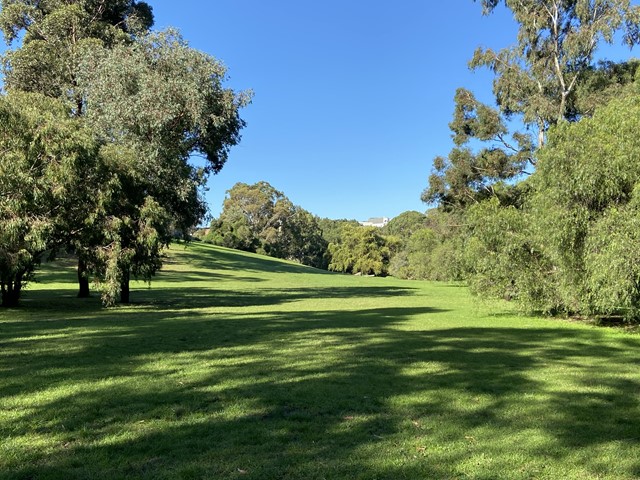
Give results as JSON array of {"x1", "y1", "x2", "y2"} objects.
[
  {"x1": 0, "y1": 1, "x2": 249, "y2": 306},
  {"x1": 75, "y1": 29, "x2": 249, "y2": 303},
  {"x1": 530, "y1": 80, "x2": 640, "y2": 319},
  {"x1": 0, "y1": 91, "x2": 100, "y2": 307},
  {"x1": 328, "y1": 225, "x2": 399, "y2": 277}
]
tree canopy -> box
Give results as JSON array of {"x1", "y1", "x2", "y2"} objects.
[
  {"x1": 425, "y1": 0, "x2": 640, "y2": 210},
  {"x1": 0, "y1": 0, "x2": 249, "y2": 306}
]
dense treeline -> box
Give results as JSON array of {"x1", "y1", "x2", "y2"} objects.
[{"x1": 0, "y1": 0, "x2": 249, "y2": 306}]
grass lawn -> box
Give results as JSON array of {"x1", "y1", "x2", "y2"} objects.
[{"x1": 1, "y1": 242, "x2": 639, "y2": 479}]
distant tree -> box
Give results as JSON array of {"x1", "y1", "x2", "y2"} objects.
[
  {"x1": 327, "y1": 225, "x2": 398, "y2": 276},
  {"x1": 214, "y1": 182, "x2": 285, "y2": 252},
  {"x1": 211, "y1": 182, "x2": 327, "y2": 268},
  {"x1": 280, "y1": 207, "x2": 328, "y2": 269},
  {"x1": 317, "y1": 218, "x2": 360, "y2": 245},
  {"x1": 381, "y1": 211, "x2": 426, "y2": 241},
  {"x1": 388, "y1": 209, "x2": 467, "y2": 281}
]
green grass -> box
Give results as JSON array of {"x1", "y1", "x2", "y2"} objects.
[{"x1": 1, "y1": 242, "x2": 639, "y2": 479}]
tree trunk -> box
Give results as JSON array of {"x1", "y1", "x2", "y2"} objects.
[
  {"x1": 120, "y1": 269, "x2": 130, "y2": 304},
  {"x1": 77, "y1": 257, "x2": 90, "y2": 298},
  {"x1": 1, "y1": 273, "x2": 23, "y2": 308}
]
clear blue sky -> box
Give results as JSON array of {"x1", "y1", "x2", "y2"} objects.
[{"x1": 150, "y1": 0, "x2": 520, "y2": 221}]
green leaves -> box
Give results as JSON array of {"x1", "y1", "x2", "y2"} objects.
[
  {"x1": 209, "y1": 182, "x2": 327, "y2": 268},
  {"x1": 328, "y1": 225, "x2": 395, "y2": 276},
  {"x1": 0, "y1": 1, "x2": 248, "y2": 306},
  {"x1": 0, "y1": 91, "x2": 99, "y2": 306}
]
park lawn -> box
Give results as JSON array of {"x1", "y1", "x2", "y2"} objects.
[{"x1": 0, "y1": 242, "x2": 639, "y2": 480}]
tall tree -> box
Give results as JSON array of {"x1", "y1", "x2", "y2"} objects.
[
  {"x1": 0, "y1": 0, "x2": 154, "y2": 299},
  {"x1": 0, "y1": 3, "x2": 249, "y2": 305},
  {"x1": 77, "y1": 29, "x2": 249, "y2": 304},
  {"x1": 474, "y1": 0, "x2": 640, "y2": 144},
  {"x1": 424, "y1": 0, "x2": 640, "y2": 209}
]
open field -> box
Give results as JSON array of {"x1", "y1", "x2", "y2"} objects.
[{"x1": 1, "y1": 242, "x2": 639, "y2": 479}]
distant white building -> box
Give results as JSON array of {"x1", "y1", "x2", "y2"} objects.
[{"x1": 359, "y1": 217, "x2": 390, "y2": 228}]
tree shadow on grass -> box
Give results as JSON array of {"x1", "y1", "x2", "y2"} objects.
[
  {"x1": 2, "y1": 245, "x2": 640, "y2": 479},
  {"x1": 1, "y1": 299, "x2": 640, "y2": 479}
]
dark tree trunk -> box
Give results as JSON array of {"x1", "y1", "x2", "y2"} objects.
[
  {"x1": 1, "y1": 273, "x2": 23, "y2": 308},
  {"x1": 120, "y1": 269, "x2": 130, "y2": 304},
  {"x1": 77, "y1": 257, "x2": 90, "y2": 298}
]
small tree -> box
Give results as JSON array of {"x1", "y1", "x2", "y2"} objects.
[
  {"x1": 328, "y1": 225, "x2": 397, "y2": 276},
  {"x1": 0, "y1": 91, "x2": 99, "y2": 307}
]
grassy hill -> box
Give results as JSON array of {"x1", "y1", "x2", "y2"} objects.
[{"x1": 1, "y1": 242, "x2": 639, "y2": 479}]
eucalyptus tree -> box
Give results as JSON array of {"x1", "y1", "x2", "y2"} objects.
[
  {"x1": 77, "y1": 29, "x2": 249, "y2": 304},
  {"x1": 0, "y1": 0, "x2": 154, "y2": 299},
  {"x1": 0, "y1": 0, "x2": 153, "y2": 108},
  {"x1": 424, "y1": 0, "x2": 640, "y2": 209}
]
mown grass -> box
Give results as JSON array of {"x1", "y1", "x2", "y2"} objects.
[{"x1": 1, "y1": 242, "x2": 639, "y2": 479}]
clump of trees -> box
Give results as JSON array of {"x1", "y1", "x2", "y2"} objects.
[
  {"x1": 328, "y1": 225, "x2": 399, "y2": 276},
  {"x1": 0, "y1": 0, "x2": 249, "y2": 306},
  {"x1": 203, "y1": 182, "x2": 328, "y2": 269},
  {"x1": 202, "y1": 181, "x2": 403, "y2": 275},
  {"x1": 420, "y1": 0, "x2": 640, "y2": 321}
]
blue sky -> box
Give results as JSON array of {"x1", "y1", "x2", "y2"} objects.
[
  {"x1": 1, "y1": 1, "x2": 636, "y2": 221},
  {"x1": 150, "y1": 0, "x2": 520, "y2": 221}
]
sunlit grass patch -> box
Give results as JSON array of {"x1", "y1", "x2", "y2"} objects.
[{"x1": 1, "y1": 242, "x2": 639, "y2": 479}]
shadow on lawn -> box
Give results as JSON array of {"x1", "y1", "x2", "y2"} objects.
[
  {"x1": 2, "y1": 246, "x2": 640, "y2": 479},
  {"x1": 2, "y1": 304, "x2": 640, "y2": 479}
]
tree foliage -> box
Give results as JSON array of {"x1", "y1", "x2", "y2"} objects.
[
  {"x1": 0, "y1": 91, "x2": 99, "y2": 307},
  {"x1": 327, "y1": 225, "x2": 398, "y2": 276},
  {"x1": 208, "y1": 182, "x2": 328, "y2": 268},
  {"x1": 425, "y1": 0, "x2": 640, "y2": 211},
  {"x1": 474, "y1": 0, "x2": 640, "y2": 137},
  {"x1": 530, "y1": 79, "x2": 640, "y2": 319},
  {"x1": 0, "y1": 0, "x2": 154, "y2": 106},
  {"x1": 75, "y1": 29, "x2": 249, "y2": 303},
  {"x1": 0, "y1": 1, "x2": 248, "y2": 306}
]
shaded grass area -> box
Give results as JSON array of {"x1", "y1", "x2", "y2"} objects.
[{"x1": 1, "y1": 243, "x2": 639, "y2": 479}]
